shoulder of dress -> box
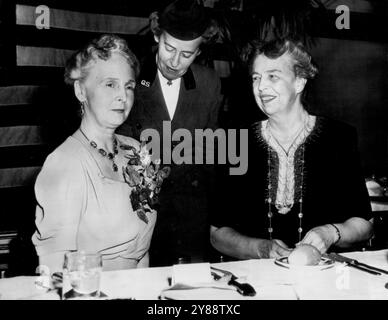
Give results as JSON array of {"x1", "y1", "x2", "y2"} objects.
[
  {"x1": 44, "y1": 137, "x2": 84, "y2": 165},
  {"x1": 315, "y1": 115, "x2": 354, "y2": 130},
  {"x1": 302, "y1": 116, "x2": 358, "y2": 151},
  {"x1": 36, "y1": 138, "x2": 86, "y2": 189},
  {"x1": 314, "y1": 116, "x2": 356, "y2": 139},
  {"x1": 247, "y1": 121, "x2": 269, "y2": 150}
]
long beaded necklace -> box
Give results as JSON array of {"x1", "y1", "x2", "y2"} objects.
[
  {"x1": 79, "y1": 128, "x2": 119, "y2": 172},
  {"x1": 268, "y1": 122, "x2": 306, "y2": 214},
  {"x1": 264, "y1": 116, "x2": 313, "y2": 242},
  {"x1": 266, "y1": 144, "x2": 305, "y2": 241}
]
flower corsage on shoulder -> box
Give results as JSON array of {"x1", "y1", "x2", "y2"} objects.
[{"x1": 121, "y1": 141, "x2": 170, "y2": 224}]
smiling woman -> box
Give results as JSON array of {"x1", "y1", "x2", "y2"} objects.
[
  {"x1": 210, "y1": 37, "x2": 373, "y2": 261},
  {"x1": 32, "y1": 34, "x2": 162, "y2": 274}
]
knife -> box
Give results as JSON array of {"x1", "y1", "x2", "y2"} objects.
[
  {"x1": 211, "y1": 266, "x2": 256, "y2": 297},
  {"x1": 325, "y1": 253, "x2": 386, "y2": 275}
]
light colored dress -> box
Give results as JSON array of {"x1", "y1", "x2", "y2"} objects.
[{"x1": 32, "y1": 133, "x2": 156, "y2": 271}]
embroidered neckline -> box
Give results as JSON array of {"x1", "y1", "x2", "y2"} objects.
[
  {"x1": 252, "y1": 114, "x2": 317, "y2": 241},
  {"x1": 261, "y1": 115, "x2": 316, "y2": 213}
]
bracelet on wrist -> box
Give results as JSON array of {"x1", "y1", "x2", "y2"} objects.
[{"x1": 330, "y1": 223, "x2": 341, "y2": 245}]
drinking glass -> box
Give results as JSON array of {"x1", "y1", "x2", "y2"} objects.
[{"x1": 62, "y1": 251, "x2": 102, "y2": 299}]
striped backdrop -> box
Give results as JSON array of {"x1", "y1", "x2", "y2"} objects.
[
  {"x1": 0, "y1": 0, "x2": 231, "y2": 253},
  {"x1": 0, "y1": 1, "x2": 152, "y2": 234}
]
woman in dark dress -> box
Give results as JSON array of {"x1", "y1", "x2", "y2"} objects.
[{"x1": 210, "y1": 38, "x2": 373, "y2": 259}]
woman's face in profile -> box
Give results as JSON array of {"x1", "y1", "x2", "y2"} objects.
[
  {"x1": 251, "y1": 53, "x2": 304, "y2": 118},
  {"x1": 81, "y1": 52, "x2": 136, "y2": 129}
]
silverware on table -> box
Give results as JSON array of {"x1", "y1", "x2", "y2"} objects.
[
  {"x1": 324, "y1": 253, "x2": 388, "y2": 276},
  {"x1": 211, "y1": 266, "x2": 256, "y2": 297}
]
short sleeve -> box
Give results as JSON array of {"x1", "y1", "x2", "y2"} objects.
[{"x1": 32, "y1": 149, "x2": 86, "y2": 256}]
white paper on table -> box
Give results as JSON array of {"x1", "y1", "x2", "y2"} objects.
[
  {"x1": 0, "y1": 276, "x2": 60, "y2": 300},
  {"x1": 159, "y1": 263, "x2": 238, "y2": 300},
  {"x1": 172, "y1": 262, "x2": 212, "y2": 285},
  {"x1": 160, "y1": 286, "x2": 246, "y2": 300}
]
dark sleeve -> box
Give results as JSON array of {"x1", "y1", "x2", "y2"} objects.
[
  {"x1": 203, "y1": 74, "x2": 224, "y2": 207},
  {"x1": 210, "y1": 129, "x2": 257, "y2": 231},
  {"x1": 206, "y1": 74, "x2": 223, "y2": 131},
  {"x1": 333, "y1": 124, "x2": 372, "y2": 223},
  {"x1": 210, "y1": 169, "x2": 247, "y2": 229}
]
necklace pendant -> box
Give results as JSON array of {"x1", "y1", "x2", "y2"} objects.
[{"x1": 112, "y1": 163, "x2": 118, "y2": 172}]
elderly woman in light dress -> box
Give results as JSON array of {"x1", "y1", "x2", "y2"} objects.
[{"x1": 32, "y1": 34, "x2": 157, "y2": 273}]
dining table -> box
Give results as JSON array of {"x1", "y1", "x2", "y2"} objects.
[{"x1": 1, "y1": 249, "x2": 388, "y2": 300}]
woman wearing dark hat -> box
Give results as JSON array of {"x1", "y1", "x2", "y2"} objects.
[{"x1": 117, "y1": 0, "x2": 223, "y2": 266}]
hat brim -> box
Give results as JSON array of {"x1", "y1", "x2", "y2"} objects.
[{"x1": 158, "y1": 1, "x2": 209, "y2": 41}]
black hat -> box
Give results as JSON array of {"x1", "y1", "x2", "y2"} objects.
[{"x1": 159, "y1": 0, "x2": 210, "y2": 41}]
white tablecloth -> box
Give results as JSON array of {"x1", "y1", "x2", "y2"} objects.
[{"x1": 1, "y1": 250, "x2": 388, "y2": 300}]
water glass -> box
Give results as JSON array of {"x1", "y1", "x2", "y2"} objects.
[{"x1": 62, "y1": 251, "x2": 102, "y2": 299}]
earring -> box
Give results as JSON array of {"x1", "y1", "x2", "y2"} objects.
[{"x1": 79, "y1": 100, "x2": 86, "y2": 117}]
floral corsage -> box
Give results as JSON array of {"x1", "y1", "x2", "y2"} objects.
[{"x1": 121, "y1": 141, "x2": 170, "y2": 224}]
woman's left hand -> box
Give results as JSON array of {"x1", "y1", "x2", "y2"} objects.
[{"x1": 297, "y1": 224, "x2": 337, "y2": 253}]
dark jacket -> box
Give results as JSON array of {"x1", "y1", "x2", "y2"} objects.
[{"x1": 117, "y1": 55, "x2": 223, "y2": 265}]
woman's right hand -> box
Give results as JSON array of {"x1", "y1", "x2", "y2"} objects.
[
  {"x1": 270, "y1": 239, "x2": 292, "y2": 258},
  {"x1": 257, "y1": 239, "x2": 292, "y2": 259}
]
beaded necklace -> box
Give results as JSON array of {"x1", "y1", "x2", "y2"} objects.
[
  {"x1": 266, "y1": 143, "x2": 305, "y2": 241},
  {"x1": 263, "y1": 115, "x2": 314, "y2": 242},
  {"x1": 79, "y1": 128, "x2": 119, "y2": 172}
]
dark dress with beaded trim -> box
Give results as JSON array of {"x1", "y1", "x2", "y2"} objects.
[{"x1": 211, "y1": 116, "x2": 372, "y2": 248}]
